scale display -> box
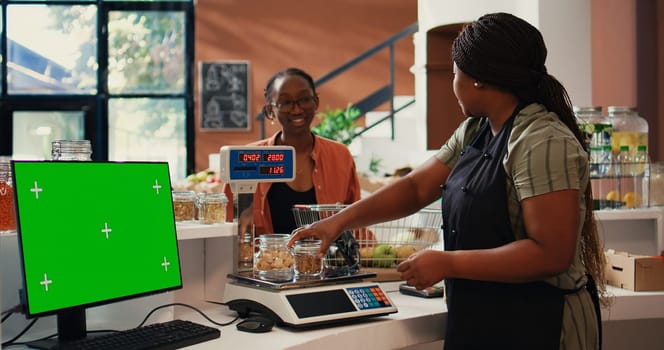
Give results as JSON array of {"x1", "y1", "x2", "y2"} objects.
[{"x1": 220, "y1": 145, "x2": 295, "y2": 182}]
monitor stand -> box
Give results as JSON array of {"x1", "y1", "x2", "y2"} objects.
[{"x1": 26, "y1": 308, "x2": 87, "y2": 349}]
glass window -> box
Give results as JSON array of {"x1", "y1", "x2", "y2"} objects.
[
  {"x1": 12, "y1": 111, "x2": 85, "y2": 160},
  {"x1": 108, "y1": 11, "x2": 185, "y2": 94},
  {"x1": 6, "y1": 4, "x2": 97, "y2": 94},
  {"x1": 2, "y1": 1, "x2": 194, "y2": 181},
  {"x1": 108, "y1": 98, "x2": 186, "y2": 180}
]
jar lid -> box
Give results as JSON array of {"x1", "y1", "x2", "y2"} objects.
[
  {"x1": 607, "y1": 106, "x2": 636, "y2": 114},
  {"x1": 573, "y1": 106, "x2": 602, "y2": 113},
  {"x1": 294, "y1": 239, "x2": 322, "y2": 246},
  {"x1": 172, "y1": 190, "x2": 196, "y2": 199}
]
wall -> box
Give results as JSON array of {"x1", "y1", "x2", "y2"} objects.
[
  {"x1": 194, "y1": 0, "x2": 417, "y2": 171},
  {"x1": 591, "y1": 0, "x2": 662, "y2": 161},
  {"x1": 415, "y1": 0, "x2": 593, "y2": 149}
]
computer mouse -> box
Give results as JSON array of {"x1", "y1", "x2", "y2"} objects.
[{"x1": 236, "y1": 316, "x2": 275, "y2": 333}]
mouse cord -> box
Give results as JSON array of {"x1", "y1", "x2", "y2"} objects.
[{"x1": 137, "y1": 302, "x2": 240, "y2": 328}]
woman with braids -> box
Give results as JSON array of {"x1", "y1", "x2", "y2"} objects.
[
  {"x1": 224, "y1": 67, "x2": 361, "y2": 236},
  {"x1": 289, "y1": 13, "x2": 605, "y2": 349}
]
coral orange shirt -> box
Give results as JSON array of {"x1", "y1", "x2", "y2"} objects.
[{"x1": 224, "y1": 132, "x2": 361, "y2": 234}]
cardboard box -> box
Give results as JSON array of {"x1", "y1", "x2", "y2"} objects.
[{"x1": 605, "y1": 250, "x2": 664, "y2": 291}]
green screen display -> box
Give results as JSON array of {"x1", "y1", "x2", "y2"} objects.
[{"x1": 12, "y1": 161, "x2": 182, "y2": 316}]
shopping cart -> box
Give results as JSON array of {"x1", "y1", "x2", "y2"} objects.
[{"x1": 292, "y1": 204, "x2": 442, "y2": 279}]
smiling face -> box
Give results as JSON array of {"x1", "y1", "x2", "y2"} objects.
[{"x1": 265, "y1": 74, "x2": 319, "y2": 136}]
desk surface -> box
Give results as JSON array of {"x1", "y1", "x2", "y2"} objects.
[{"x1": 3, "y1": 282, "x2": 664, "y2": 349}]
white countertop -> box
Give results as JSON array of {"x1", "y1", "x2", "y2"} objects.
[{"x1": 179, "y1": 282, "x2": 446, "y2": 350}]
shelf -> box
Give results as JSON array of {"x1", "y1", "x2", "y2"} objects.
[
  {"x1": 594, "y1": 207, "x2": 664, "y2": 221},
  {"x1": 175, "y1": 222, "x2": 236, "y2": 240}
]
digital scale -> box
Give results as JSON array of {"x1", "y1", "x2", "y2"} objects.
[{"x1": 218, "y1": 145, "x2": 398, "y2": 328}]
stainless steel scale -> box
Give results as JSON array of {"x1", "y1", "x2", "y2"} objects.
[{"x1": 218, "y1": 145, "x2": 398, "y2": 328}]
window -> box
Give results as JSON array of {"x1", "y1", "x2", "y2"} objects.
[{"x1": 0, "y1": 0, "x2": 195, "y2": 181}]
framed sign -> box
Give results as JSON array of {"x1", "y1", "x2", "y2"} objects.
[{"x1": 199, "y1": 61, "x2": 250, "y2": 131}]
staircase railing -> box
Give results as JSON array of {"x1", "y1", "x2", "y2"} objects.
[{"x1": 258, "y1": 22, "x2": 418, "y2": 141}]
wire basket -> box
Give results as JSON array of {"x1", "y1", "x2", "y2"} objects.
[{"x1": 292, "y1": 204, "x2": 442, "y2": 269}]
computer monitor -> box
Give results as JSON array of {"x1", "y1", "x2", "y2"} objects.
[{"x1": 11, "y1": 160, "x2": 183, "y2": 348}]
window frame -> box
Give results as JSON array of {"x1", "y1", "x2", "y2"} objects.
[{"x1": 0, "y1": 0, "x2": 196, "y2": 176}]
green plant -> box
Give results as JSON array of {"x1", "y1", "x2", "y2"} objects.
[
  {"x1": 312, "y1": 104, "x2": 362, "y2": 145},
  {"x1": 368, "y1": 153, "x2": 383, "y2": 176}
]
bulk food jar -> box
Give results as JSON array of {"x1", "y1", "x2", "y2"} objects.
[
  {"x1": 254, "y1": 234, "x2": 294, "y2": 281},
  {"x1": 574, "y1": 106, "x2": 611, "y2": 151},
  {"x1": 0, "y1": 158, "x2": 16, "y2": 234},
  {"x1": 51, "y1": 140, "x2": 92, "y2": 161}
]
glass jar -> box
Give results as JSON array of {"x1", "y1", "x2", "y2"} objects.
[
  {"x1": 0, "y1": 158, "x2": 17, "y2": 234},
  {"x1": 51, "y1": 140, "x2": 93, "y2": 161},
  {"x1": 198, "y1": 192, "x2": 227, "y2": 224},
  {"x1": 238, "y1": 232, "x2": 254, "y2": 270},
  {"x1": 608, "y1": 106, "x2": 648, "y2": 157},
  {"x1": 293, "y1": 240, "x2": 323, "y2": 277},
  {"x1": 574, "y1": 106, "x2": 611, "y2": 151},
  {"x1": 650, "y1": 162, "x2": 664, "y2": 207},
  {"x1": 172, "y1": 191, "x2": 197, "y2": 222},
  {"x1": 253, "y1": 234, "x2": 294, "y2": 281}
]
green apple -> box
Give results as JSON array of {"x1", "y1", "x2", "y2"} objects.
[{"x1": 373, "y1": 244, "x2": 396, "y2": 268}]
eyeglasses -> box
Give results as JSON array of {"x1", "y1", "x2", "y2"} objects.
[{"x1": 271, "y1": 96, "x2": 316, "y2": 113}]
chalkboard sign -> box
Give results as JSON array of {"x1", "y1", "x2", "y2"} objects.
[{"x1": 199, "y1": 61, "x2": 250, "y2": 131}]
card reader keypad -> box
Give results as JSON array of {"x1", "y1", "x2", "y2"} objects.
[{"x1": 347, "y1": 285, "x2": 392, "y2": 310}]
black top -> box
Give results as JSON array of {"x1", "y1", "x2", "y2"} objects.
[{"x1": 267, "y1": 182, "x2": 316, "y2": 234}]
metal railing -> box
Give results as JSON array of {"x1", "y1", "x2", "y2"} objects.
[{"x1": 258, "y1": 22, "x2": 418, "y2": 141}]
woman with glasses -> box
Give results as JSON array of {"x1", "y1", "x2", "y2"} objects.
[{"x1": 225, "y1": 67, "x2": 361, "y2": 236}]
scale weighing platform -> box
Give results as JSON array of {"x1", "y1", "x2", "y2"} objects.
[
  {"x1": 223, "y1": 271, "x2": 398, "y2": 328},
  {"x1": 218, "y1": 145, "x2": 398, "y2": 328}
]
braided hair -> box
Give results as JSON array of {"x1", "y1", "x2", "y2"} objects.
[{"x1": 453, "y1": 12, "x2": 606, "y2": 303}]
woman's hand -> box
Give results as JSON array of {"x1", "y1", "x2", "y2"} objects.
[
  {"x1": 288, "y1": 217, "x2": 343, "y2": 258},
  {"x1": 238, "y1": 205, "x2": 254, "y2": 235},
  {"x1": 397, "y1": 250, "x2": 448, "y2": 290}
]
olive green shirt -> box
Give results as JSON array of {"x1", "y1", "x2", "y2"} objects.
[{"x1": 436, "y1": 103, "x2": 599, "y2": 350}]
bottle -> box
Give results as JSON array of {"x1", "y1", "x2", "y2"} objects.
[
  {"x1": 594, "y1": 145, "x2": 620, "y2": 210},
  {"x1": 51, "y1": 140, "x2": 93, "y2": 161},
  {"x1": 0, "y1": 157, "x2": 17, "y2": 234},
  {"x1": 238, "y1": 231, "x2": 254, "y2": 270},
  {"x1": 589, "y1": 145, "x2": 612, "y2": 178},
  {"x1": 617, "y1": 145, "x2": 637, "y2": 209},
  {"x1": 574, "y1": 106, "x2": 611, "y2": 151},
  {"x1": 633, "y1": 145, "x2": 650, "y2": 208},
  {"x1": 608, "y1": 106, "x2": 648, "y2": 158}
]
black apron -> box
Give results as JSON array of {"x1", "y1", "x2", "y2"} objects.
[{"x1": 441, "y1": 114, "x2": 565, "y2": 349}]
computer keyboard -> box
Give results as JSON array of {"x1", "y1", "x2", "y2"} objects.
[{"x1": 57, "y1": 319, "x2": 221, "y2": 350}]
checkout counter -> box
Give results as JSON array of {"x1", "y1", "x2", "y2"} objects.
[{"x1": 3, "y1": 217, "x2": 664, "y2": 350}]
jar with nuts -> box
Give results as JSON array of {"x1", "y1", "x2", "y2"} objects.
[
  {"x1": 172, "y1": 191, "x2": 197, "y2": 222},
  {"x1": 293, "y1": 240, "x2": 323, "y2": 277},
  {"x1": 198, "y1": 192, "x2": 227, "y2": 224},
  {"x1": 254, "y1": 234, "x2": 294, "y2": 281}
]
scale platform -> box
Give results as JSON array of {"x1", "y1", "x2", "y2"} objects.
[{"x1": 223, "y1": 271, "x2": 398, "y2": 328}]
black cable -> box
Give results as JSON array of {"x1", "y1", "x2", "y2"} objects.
[
  {"x1": 1, "y1": 311, "x2": 13, "y2": 323},
  {"x1": 1, "y1": 304, "x2": 21, "y2": 316},
  {"x1": 1, "y1": 318, "x2": 38, "y2": 348},
  {"x1": 136, "y1": 302, "x2": 240, "y2": 328}
]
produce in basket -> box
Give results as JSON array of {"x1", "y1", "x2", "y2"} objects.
[{"x1": 360, "y1": 226, "x2": 441, "y2": 268}]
